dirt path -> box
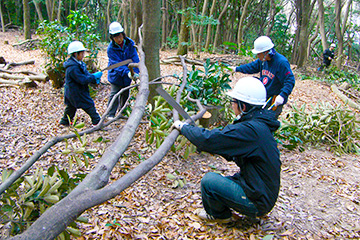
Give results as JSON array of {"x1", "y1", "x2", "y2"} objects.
[{"x1": 0, "y1": 31, "x2": 359, "y2": 239}]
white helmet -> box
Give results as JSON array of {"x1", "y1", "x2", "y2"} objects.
[
  {"x1": 68, "y1": 41, "x2": 87, "y2": 54},
  {"x1": 252, "y1": 36, "x2": 274, "y2": 54},
  {"x1": 226, "y1": 77, "x2": 266, "y2": 106},
  {"x1": 109, "y1": 22, "x2": 124, "y2": 35},
  {"x1": 330, "y1": 43, "x2": 336, "y2": 48}
]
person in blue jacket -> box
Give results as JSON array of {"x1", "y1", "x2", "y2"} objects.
[
  {"x1": 59, "y1": 41, "x2": 103, "y2": 126},
  {"x1": 107, "y1": 21, "x2": 140, "y2": 119},
  {"x1": 230, "y1": 36, "x2": 295, "y2": 118},
  {"x1": 173, "y1": 77, "x2": 281, "y2": 223}
]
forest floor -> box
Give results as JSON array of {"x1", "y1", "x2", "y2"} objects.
[{"x1": 0, "y1": 30, "x2": 359, "y2": 239}]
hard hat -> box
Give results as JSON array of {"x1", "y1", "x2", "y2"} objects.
[
  {"x1": 330, "y1": 43, "x2": 336, "y2": 48},
  {"x1": 252, "y1": 36, "x2": 274, "y2": 54},
  {"x1": 67, "y1": 41, "x2": 87, "y2": 54},
  {"x1": 109, "y1": 22, "x2": 124, "y2": 35},
  {"x1": 226, "y1": 77, "x2": 266, "y2": 106}
]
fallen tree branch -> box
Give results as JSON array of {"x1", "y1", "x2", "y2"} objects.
[
  {"x1": 0, "y1": 77, "x2": 37, "y2": 87},
  {"x1": 3, "y1": 60, "x2": 35, "y2": 70},
  {"x1": 331, "y1": 84, "x2": 360, "y2": 111}
]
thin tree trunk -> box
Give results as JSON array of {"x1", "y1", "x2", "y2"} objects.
[
  {"x1": 134, "y1": 0, "x2": 142, "y2": 44},
  {"x1": 213, "y1": 0, "x2": 230, "y2": 51},
  {"x1": 23, "y1": 0, "x2": 31, "y2": 39},
  {"x1": 57, "y1": 0, "x2": 62, "y2": 21},
  {"x1": 176, "y1": 0, "x2": 190, "y2": 55},
  {"x1": 33, "y1": 0, "x2": 44, "y2": 22},
  {"x1": 237, "y1": 0, "x2": 252, "y2": 48},
  {"x1": 161, "y1": 0, "x2": 168, "y2": 49},
  {"x1": 0, "y1": 1, "x2": 4, "y2": 32},
  {"x1": 204, "y1": 0, "x2": 217, "y2": 50},
  {"x1": 195, "y1": 0, "x2": 208, "y2": 53},
  {"x1": 130, "y1": 0, "x2": 136, "y2": 40},
  {"x1": 106, "y1": 0, "x2": 111, "y2": 40},
  {"x1": 317, "y1": 0, "x2": 327, "y2": 50}
]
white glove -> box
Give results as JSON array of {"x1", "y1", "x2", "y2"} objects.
[
  {"x1": 274, "y1": 95, "x2": 284, "y2": 106},
  {"x1": 127, "y1": 71, "x2": 132, "y2": 79},
  {"x1": 173, "y1": 120, "x2": 187, "y2": 130},
  {"x1": 229, "y1": 66, "x2": 237, "y2": 72}
]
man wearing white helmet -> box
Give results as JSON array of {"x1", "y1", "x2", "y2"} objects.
[
  {"x1": 107, "y1": 21, "x2": 140, "y2": 119},
  {"x1": 319, "y1": 43, "x2": 336, "y2": 71},
  {"x1": 230, "y1": 36, "x2": 295, "y2": 118},
  {"x1": 173, "y1": 77, "x2": 281, "y2": 223},
  {"x1": 59, "y1": 41, "x2": 103, "y2": 126}
]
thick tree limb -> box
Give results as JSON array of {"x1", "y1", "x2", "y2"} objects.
[{"x1": 3, "y1": 60, "x2": 35, "y2": 70}]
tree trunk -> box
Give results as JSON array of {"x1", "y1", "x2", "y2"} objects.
[
  {"x1": 106, "y1": 0, "x2": 111, "y2": 41},
  {"x1": 56, "y1": 0, "x2": 62, "y2": 21},
  {"x1": 204, "y1": 0, "x2": 217, "y2": 50},
  {"x1": 334, "y1": 0, "x2": 352, "y2": 68},
  {"x1": 33, "y1": 0, "x2": 44, "y2": 22},
  {"x1": 134, "y1": 1, "x2": 142, "y2": 44},
  {"x1": 143, "y1": 0, "x2": 161, "y2": 103},
  {"x1": 0, "y1": 1, "x2": 4, "y2": 32},
  {"x1": 237, "y1": 0, "x2": 252, "y2": 48},
  {"x1": 23, "y1": 0, "x2": 31, "y2": 39},
  {"x1": 130, "y1": 0, "x2": 136, "y2": 40},
  {"x1": 161, "y1": 0, "x2": 168, "y2": 49},
  {"x1": 176, "y1": 0, "x2": 190, "y2": 55},
  {"x1": 293, "y1": 0, "x2": 314, "y2": 67},
  {"x1": 317, "y1": 0, "x2": 327, "y2": 50},
  {"x1": 213, "y1": 0, "x2": 230, "y2": 51}
]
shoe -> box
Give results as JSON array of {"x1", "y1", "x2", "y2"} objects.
[{"x1": 194, "y1": 208, "x2": 232, "y2": 223}]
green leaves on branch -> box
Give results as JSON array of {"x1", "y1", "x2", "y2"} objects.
[
  {"x1": 177, "y1": 7, "x2": 219, "y2": 27},
  {"x1": 185, "y1": 59, "x2": 232, "y2": 107},
  {"x1": 276, "y1": 102, "x2": 360, "y2": 154},
  {"x1": 0, "y1": 166, "x2": 86, "y2": 238}
]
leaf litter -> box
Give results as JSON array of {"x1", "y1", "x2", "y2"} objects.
[{"x1": 0, "y1": 31, "x2": 359, "y2": 239}]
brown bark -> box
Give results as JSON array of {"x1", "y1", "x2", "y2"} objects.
[
  {"x1": 237, "y1": 0, "x2": 252, "y2": 48},
  {"x1": 204, "y1": 0, "x2": 217, "y2": 50},
  {"x1": 23, "y1": 0, "x2": 31, "y2": 39},
  {"x1": 213, "y1": 0, "x2": 230, "y2": 51},
  {"x1": 177, "y1": 0, "x2": 190, "y2": 55}
]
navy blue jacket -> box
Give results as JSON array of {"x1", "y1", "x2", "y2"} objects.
[
  {"x1": 181, "y1": 109, "x2": 281, "y2": 216},
  {"x1": 235, "y1": 51, "x2": 295, "y2": 104},
  {"x1": 323, "y1": 48, "x2": 334, "y2": 66},
  {"x1": 107, "y1": 37, "x2": 140, "y2": 86},
  {"x1": 63, "y1": 57, "x2": 97, "y2": 109}
]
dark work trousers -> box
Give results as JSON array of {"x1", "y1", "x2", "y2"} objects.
[
  {"x1": 60, "y1": 103, "x2": 100, "y2": 125},
  {"x1": 107, "y1": 84, "x2": 130, "y2": 118},
  {"x1": 201, "y1": 172, "x2": 259, "y2": 219}
]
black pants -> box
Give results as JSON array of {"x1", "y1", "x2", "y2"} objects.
[{"x1": 60, "y1": 103, "x2": 100, "y2": 125}]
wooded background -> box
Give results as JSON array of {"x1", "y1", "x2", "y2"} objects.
[{"x1": 1, "y1": 0, "x2": 360, "y2": 68}]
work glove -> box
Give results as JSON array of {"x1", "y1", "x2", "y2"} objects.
[
  {"x1": 173, "y1": 120, "x2": 187, "y2": 131},
  {"x1": 229, "y1": 66, "x2": 237, "y2": 72},
  {"x1": 92, "y1": 71, "x2": 103, "y2": 84},
  {"x1": 127, "y1": 71, "x2": 140, "y2": 80},
  {"x1": 274, "y1": 95, "x2": 284, "y2": 107}
]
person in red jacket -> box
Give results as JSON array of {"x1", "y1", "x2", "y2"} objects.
[
  {"x1": 230, "y1": 36, "x2": 295, "y2": 118},
  {"x1": 173, "y1": 77, "x2": 281, "y2": 223}
]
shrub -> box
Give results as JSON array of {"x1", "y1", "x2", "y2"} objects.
[
  {"x1": 37, "y1": 10, "x2": 101, "y2": 88},
  {"x1": 276, "y1": 102, "x2": 360, "y2": 154}
]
